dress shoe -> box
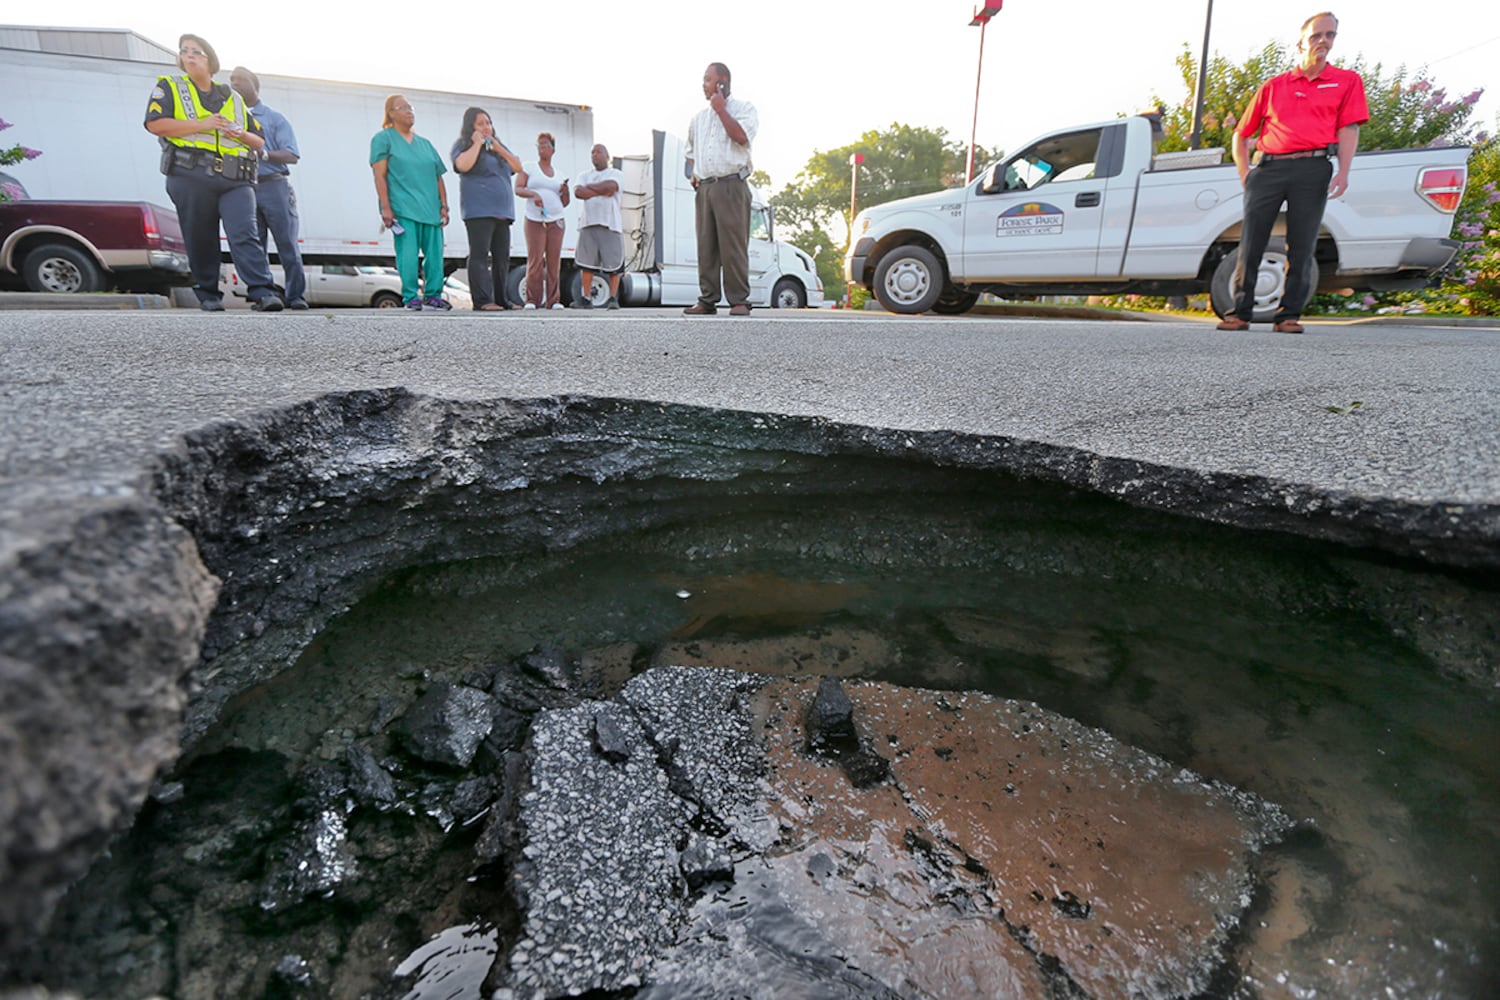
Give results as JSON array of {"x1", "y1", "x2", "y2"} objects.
[
  {"x1": 1273, "y1": 319, "x2": 1305, "y2": 334},
  {"x1": 1215, "y1": 316, "x2": 1249, "y2": 331},
  {"x1": 729, "y1": 304, "x2": 751, "y2": 316},
  {"x1": 683, "y1": 303, "x2": 717, "y2": 315},
  {"x1": 478, "y1": 303, "x2": 504, "y2": 311}
]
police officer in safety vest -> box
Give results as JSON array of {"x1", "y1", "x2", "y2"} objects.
[{"x1": 144, "y1": 33, "x2": 284, "y2": 311}]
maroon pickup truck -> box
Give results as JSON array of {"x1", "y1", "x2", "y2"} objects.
[{"x1": 0, "y1": 200, "x2": 190, "y2": 295}]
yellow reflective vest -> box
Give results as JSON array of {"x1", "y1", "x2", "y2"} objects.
[{"x1": 155, "y1": 74, "x2": 253, "y2": 157}]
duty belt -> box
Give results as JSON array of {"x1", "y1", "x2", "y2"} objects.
[{"x1": 166, "y1": 146, "x2": 259, "y2": 182}]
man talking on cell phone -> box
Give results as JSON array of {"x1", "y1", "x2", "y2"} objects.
[{"x1": 683, "y1": 62, "x2": 759, "y2": 316}]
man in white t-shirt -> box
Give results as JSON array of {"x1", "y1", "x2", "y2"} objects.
[{"x1": 571, "y1": 143, "x2": 626, "y2": 309}]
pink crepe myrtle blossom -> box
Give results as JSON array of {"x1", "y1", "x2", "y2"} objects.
[{"x1": 1463, "y1": 89, "x2": 1484, "y2": 106}]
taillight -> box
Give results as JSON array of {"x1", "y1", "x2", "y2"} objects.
[
  {"x1": 1417, "y1": 167, "x2": 1467, "y2": 213},
  {"x1": 140, "y1": 204, "x2": 162, "y2": 245}
]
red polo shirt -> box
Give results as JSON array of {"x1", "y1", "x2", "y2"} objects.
[{"x1": 1235, "y1": 63, "x2": 1369, "y2": 154}]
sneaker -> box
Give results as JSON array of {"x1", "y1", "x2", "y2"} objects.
[
  {"x1": 423, "y1": 296, "x2": 452, "y2": 311},
  {"x1": 1215, "y1": 316, "x2": 1250, "y2": 331},
  {"x1": 605, "y1": 297, "x2": 620, "y2": 310},
  {"x1": 287, "y1": 299, "x2": 310, "y2": 310},
  {"x1": 250, "y1": 295, "x2": 285, "y2": 312},
  {"x1": 572, "y1": 298, "x2": 592, "y2": 310},
  {"x1": 199, "y1": 298, "x2": 226, "y2": 312},
  {"x1": 551, "y1": 303, "x2": 564, "y2": 310},
  {"x1": 523, "y1": 303, "x2": 537, "y2": 310},
  {"x1": 405, "y1": 298, "x2": 424, "y2": 311}
]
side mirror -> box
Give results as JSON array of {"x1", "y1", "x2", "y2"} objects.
[{"x1": 981, "y1": 161, "x2": 1004, "y2": 194}]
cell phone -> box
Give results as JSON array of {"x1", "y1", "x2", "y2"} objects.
[
  {"x1": 389, "y1": 220, "x2": 406, "y2": 235},
  {"x1": 717, "y1": 81, "x2": 727, "y2": 97}
]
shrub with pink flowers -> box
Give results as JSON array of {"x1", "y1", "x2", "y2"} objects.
[{"x1": 0, "y1": 113, "x2": 43, "y2": 203}]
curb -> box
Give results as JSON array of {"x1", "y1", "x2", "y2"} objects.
[{"x1": 0, "y1": 292, "x2": 175, "y2": 310}]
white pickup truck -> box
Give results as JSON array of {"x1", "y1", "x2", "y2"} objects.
[{"x1": 845, "y1": 114, "x2": 1469, "y2": 318}]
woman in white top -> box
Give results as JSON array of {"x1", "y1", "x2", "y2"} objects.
[{"x1": 514, "y1": 132, "x2": 570, "y2": 309}]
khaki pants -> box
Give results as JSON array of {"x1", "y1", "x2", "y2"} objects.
[{"x1": 694, "y1": 176, "x2": 751, "y2": 308}]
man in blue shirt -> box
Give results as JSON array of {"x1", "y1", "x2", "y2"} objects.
[{"x1": 231, "y1": 67, "x2": 308, "y2": 309}]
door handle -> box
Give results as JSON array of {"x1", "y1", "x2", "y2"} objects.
[{"x1": 1075, "y1": 191, "x2": 1101, "y2": 208}]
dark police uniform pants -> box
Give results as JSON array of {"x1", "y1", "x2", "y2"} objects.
[
  {"x1": 166, "y1": 166, "x2": 279, "y2": 306},
  {"x1": 255, "y1": 176, "x2": 307, "y2": 305},
  {"x1": 1232, "y1": 156, "x2": 1333, "y2": 323}
]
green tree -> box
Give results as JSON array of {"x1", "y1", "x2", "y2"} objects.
[
  {"x1": 1149, "y1": 44, "x2": 1483, "y2": 153},
  {"x1": 771, "y1": 124, "x2": 997, "y2": 300}
]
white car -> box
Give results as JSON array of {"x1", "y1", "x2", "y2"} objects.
[{"x1": 220, "y1": 263, "x2": 404, "y2": 308}]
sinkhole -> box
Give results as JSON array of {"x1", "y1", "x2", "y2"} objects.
[{"x1": 4, "y1": 393, "x2": 1497, "y2": 1000}]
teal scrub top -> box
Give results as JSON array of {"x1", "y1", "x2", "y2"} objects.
[{"x1": 370, "y1": 128, "x2": 447, "y2": 224}]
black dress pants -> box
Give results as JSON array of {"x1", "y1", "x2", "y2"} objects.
[
  {"x1": 1232, "y1": 157, "x2": 1332, "y2": 322},
  {"x1": 464, "y1": 216, "x2": 514, "y2": 308}
]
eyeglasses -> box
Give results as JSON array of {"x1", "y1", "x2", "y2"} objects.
[{"x1": 179, "y1": 47, "x2": 206, "y2": 57}]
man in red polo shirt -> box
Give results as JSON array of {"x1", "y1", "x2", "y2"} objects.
[{"x1": 1218, "y1": 11, "x2": 1369, "y2": 334}]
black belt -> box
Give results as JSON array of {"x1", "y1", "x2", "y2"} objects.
[
  {"x1": 1260, "y1": 148, "x2": 1332, "y2": 161},
  {"x1": 258, "y1": 173, "x2": 288, "y2": 182},
  {"x1": 166, "y1": 147, "x2": 258, "y2": 182},
  {"x1": 698, "y1": 169, "x2": 749, "y2": 184}
]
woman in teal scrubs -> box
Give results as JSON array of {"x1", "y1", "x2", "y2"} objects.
[{"x1": 370, "y1": 94, "x2": 450, "y2": 309}]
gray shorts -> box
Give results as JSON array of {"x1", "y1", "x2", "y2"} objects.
[{"x1": 575, "y1": 225, "x2": 623, "y2": 272}]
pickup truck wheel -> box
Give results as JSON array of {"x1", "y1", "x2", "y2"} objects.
[
  {"x1": 1211, "y1": 239, "x2": 1318, "y2": 322},
  {"x1": 23, "y1": 243, "x2": 105, "y2": 294},
  {"x1": 873, "y1": 245, "x2": 943, "y2": 314},
  {"x1": 372, "y1": 291, "x2": 402, "y2": 308},
  {"x1": 931, "y1": 288, "x2": 980, "y2": 315},
  {"x1": 771, "y1": 278, "x2": 806, "y2": 309}
]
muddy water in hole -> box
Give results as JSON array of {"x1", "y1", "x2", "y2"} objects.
[{"x1": 27, "y1": 469, "x2": 1500, "y2": 998}]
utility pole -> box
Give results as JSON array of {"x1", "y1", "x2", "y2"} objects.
[{"x1": 1189, "y1": 0, "x2": 1215, "y2": 150}]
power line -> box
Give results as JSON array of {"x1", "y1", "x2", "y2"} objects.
[{"x1": 1426, "y1": 34, "x2": 1500, "y2": 66}]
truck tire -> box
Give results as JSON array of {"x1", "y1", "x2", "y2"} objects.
[
  {"x1": 506, "y1": 265, "x2": 527, "y2": 306},
  {"x1": 771, "y1": 278, "x2": 806, "y2": 309},
  {"x1": 23, "y1": 243, "x2": 105, "y2": 294},
  {"x1": 578, "y1": 272, "x2": 610, "y2": 306},
  {"x1": 873, "y1": 245, "x2": 943, "y2": 314},
  {"x1": 371, "y1": 291, "x2": 402, "y2": 308},
  {"x1": 1210, "y1": 238, "x2": 1318, "y2": 322},
  {"x1": 931, "y1": 288, "x2": 979, "y2": 315}
]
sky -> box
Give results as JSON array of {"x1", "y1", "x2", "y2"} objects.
[{"x1": 17, "y1": 2, "x2": 1499, "y2": 191}]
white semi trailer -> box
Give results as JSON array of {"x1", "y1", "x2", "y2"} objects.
[
  {"x1": 1, "y1": 24, "x2": 822, "y2": 308},
  {"x1": 0, "y1": 25, "x2": 591, "y2": 275}
]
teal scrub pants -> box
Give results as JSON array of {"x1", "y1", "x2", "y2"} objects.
[{"x1": 394, "y1": 219, "x2": 444, "y2": 303}]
